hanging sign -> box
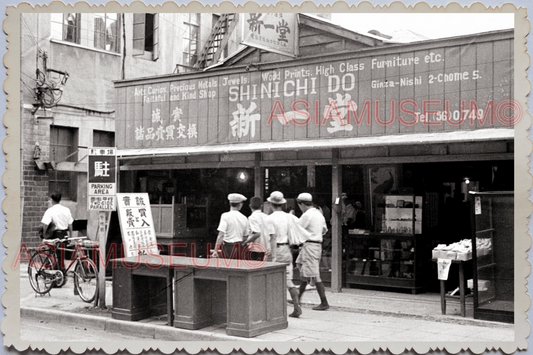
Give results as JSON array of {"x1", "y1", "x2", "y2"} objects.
[
  {"x1": 437, "y1": 258, "x2": 452, "y2": 280},
  {"x1": 241, "y1": 13, "x2": 298, "y2": 57},
  {"x1": 116, "y1": 193, "x2": 159, "y2": 257},
  {"x1": 474, "y1": 196, "x2": 482, "y2": 215},
  {"x1": 87, "y1": 147, "x2": 117, "y2": 211}
]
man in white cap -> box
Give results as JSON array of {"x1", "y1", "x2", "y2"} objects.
[
  {"x1": 295, "y1": 192, "x2": 329, "y2": 310},
  {"x1": 266, "y1": 191, "x2": 302, "y2": 318},
  {"x1": 212, "y1": 193, "x2": 250, "y2": 260}
]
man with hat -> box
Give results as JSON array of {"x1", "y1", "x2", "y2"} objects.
[
  {"x1": 295, "y1": 192, "x2": 329, "y2": 311},
  {"x1": 212, "y1": 193, "x2": 250, "y2": 260},
  {"x1": 266, "y1": 191, "x2": 302, "y2": 318}
]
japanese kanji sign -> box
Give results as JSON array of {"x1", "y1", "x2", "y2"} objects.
[
  {"x1": 241, "y1": 13, "x2": 298, "y2": 57},
  {"x1": 88, "y1": 148, "x2": 117, "y2": 211},
  {"x1": 116, "y1": 193, "x2": 159, "y2": 257},
  {"x1": 116, "y1": 31, "x2": 515, "y2": 151}
]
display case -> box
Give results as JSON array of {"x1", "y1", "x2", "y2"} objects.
[
  {"x1": 469, "y1": 191, "x2": 514, "y2": 323},
  {"x1": 174, "y1": 195, "x2": 210, "y2": 238},
  {"x1": 344, "y1": 195, "x2": 424, "y2": 293},
  {"x1": 150, "y1": 195, "x2": 210, "y2": 257},
  {"x1": 374, "y1": 195, "x2": 422, "y2": 235}
]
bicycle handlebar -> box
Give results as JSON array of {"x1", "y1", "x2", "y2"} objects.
[{"x1": 44, "y1": 236, "x2": 88, "y2": 244}]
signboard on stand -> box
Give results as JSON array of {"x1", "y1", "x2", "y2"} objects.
[
  {"x1": 116, "y1": 193, "x2": 160, "y2": 257},
  {"x1": 87, "y1": 147, "x2": 117, "y2": 308}
]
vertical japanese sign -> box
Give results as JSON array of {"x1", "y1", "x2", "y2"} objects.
[
  {"x1": 88, "y1": 148, "x2": 117, "y2": 211},
  {"x1": 116, "y1": 193, "x2": 159, "y2": 257},
  {"x1": 241, "y1": 13, "x2": 298, "y2": 57}
]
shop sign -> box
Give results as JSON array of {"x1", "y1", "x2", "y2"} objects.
[
  {"x1": 87, "y1": 148, "x2": 116, "y2": 211},
  {"x1": 116, "y1": 193, "x2": 159, "y2": 257},
  {"x1": 117, "y1": 37, "x2": 517, "y2": 150},
  {"x1": 241, "y1": 13, "x2": 298, "y2": 57}
]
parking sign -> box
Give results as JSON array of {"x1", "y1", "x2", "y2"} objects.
[{"x1": 88, "y1": 148, "x2": 117, "y2": 211}]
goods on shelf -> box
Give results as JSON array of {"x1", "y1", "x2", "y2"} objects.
[
  {"x1": 475, "y1": 238, "x2": 492, "y2": 257},
  {"x1": 432, "y1": 239, "x2": 472, "y2": 261}
]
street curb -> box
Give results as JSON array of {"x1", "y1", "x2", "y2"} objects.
[{"x1": 21, "y1": 306, "x2": 244, "y2": 341}]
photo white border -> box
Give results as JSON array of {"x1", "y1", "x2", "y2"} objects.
[{"x1": 2, "y1": 1, "x2": 530, "y2": 354}]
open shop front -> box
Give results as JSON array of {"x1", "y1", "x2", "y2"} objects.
[
  {"x1": 114, "y1": 28, "x2": 516, "y2": 296},
  {"x1": 116, "y1": 137, "x2": 514, "y2": 295}
]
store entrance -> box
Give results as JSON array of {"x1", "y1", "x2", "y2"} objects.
[{"x1": 341, "y1": 160, "x2": 513, "y2": 294}]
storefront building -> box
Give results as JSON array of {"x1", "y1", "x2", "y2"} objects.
[{"x1": 114, "y1": 15, "x2": 515, "y2": 294}]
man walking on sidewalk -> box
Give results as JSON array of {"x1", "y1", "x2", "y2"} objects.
[
  {"x1": 295, "y1": 192, "x2": 329, "y2": 311},
  {"x1": 266, "y1": 191, "x2": 302, "y2": 317}
]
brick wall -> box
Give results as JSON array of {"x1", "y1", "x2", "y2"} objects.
[{"x1": 21, "y1": 109, "x2": 50, "y2": 248}]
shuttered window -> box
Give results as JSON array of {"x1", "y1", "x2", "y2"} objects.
[{"x1": 133, "y1": 13, "x2": 159, "y2": 60}]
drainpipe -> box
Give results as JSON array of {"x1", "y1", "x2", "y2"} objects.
[{"x1": 121, "y1": 13, "x2": 126, "y2": 79}]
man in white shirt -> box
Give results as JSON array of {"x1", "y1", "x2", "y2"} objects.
[
  {"x1": 213, "y1": 193, "x2": 250, "y2": 260},
  {"x1": 41, "y1": 192, "x2": 74, "y2": 279},
  {"x1": 242, "y1": 196, "x2": 271, "y2": 261},
  {"x1": 266, "y1": 191, "x2": 302, "y2": 317},
  {"x1": 295, "y1": 192, "x2": 329, "y2": 311}
]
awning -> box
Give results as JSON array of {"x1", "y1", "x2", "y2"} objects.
[{"x1": 117, "y1": 128, "x2": 514, "y2": 159}]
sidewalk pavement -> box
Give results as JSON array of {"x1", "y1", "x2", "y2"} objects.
[{"x1": 19, "y1": 266, "x2": 515, "y2": 343}]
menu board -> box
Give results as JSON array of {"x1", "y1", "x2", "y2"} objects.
[{"x1": 116, "y1": 193, "x2": 159, "y2": 257}]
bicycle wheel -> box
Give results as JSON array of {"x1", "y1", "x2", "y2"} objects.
[
  {"x1": 74, "y1": 258, "x2": 98, "y2": 303},
  {"x1": 28, "y1": 251, "x2": 55, "y2": 294}
]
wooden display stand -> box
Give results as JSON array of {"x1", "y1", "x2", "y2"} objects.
[
  {"x1": 151, "y1": 196, "x2": 210, "y2": 257},
  {"x1": 433, "y1": 258, "x2": 472, "y2": 317}
]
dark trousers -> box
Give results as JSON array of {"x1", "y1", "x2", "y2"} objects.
[
  {"x1": 49, "y1": 230, "x2": 69, "y2": 271},
  {"x1": 222, "y1": 242, "x2": 242, "y2": 260}
]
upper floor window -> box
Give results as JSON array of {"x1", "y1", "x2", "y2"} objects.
[
  {"x1": 94, "y1": 14, "x2": 120, "y2": 53},
  {"x1": 133, "y1": 13, "x2": 159, "y2": 60},
  {"x1": 182, "y1": 13, "x2": 200, "y2": 67},
  {"x1": 51, "y1": 13, "x2": 81, "y2": 44},
  {"x1": 51, "y1": 13, "x2": 121, "y2": 53}
]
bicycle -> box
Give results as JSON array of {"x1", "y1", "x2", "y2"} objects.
[{"x1": 27, "y1": 236, "x2": 99, "y2": 303}]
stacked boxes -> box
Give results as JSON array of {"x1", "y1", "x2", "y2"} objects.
[{"x1": 432, "y1": 239, "x2": 472, "y2": 261}]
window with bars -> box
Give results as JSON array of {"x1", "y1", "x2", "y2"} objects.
[
  {"x1": 133, "y1": 13, "x2": 159, "y2": 60},
  {"x1": 182, "y1": 13, "x2": 200, "y2": 67},
  {"x1": 49, "y1": 126, "x2": 78, "y2": 200}
]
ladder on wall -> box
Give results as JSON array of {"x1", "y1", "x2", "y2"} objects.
[{"x1": 193, "y1": 13, "x2": 237, "y2": 70}]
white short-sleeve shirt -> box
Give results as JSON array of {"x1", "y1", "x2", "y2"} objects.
[
  {"x1": 217, "y1": 210, "x2": 250, "y2": 243},
  {"x1": 41, "y1": 204, "x2": 74, "y2": 230},
  {"x1": 298, "y1": 207, "x2": 327, "y2": 242},
  {"x1": 248, "y1": 210, "x2": 271, "y2": 253}
]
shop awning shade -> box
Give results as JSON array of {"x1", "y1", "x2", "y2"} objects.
[{"x1": 117, "y1": 128, "x2": 513, "y2": 159}]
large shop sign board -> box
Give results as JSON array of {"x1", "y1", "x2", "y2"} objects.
[
  {"x1": 116, "y1": 193, "x2": 159, "y2": 257},
  {"x1": 116, "y1": 33, "x2": 516, "y2": 150},
  {"x1": 87, "y1": 147, "x2": 117, "y2": 211}
]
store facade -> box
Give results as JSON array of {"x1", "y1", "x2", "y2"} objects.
[{"x1": 114, "y1": 25, "x2": 515, "y2": 293}]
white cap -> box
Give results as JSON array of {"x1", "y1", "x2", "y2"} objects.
[
  {"x1": 228, "y1": 193, "x2": 247, "y2": 203},
  {"x1": 267, "y1": 191, "x2": 286, "y2": 204},
  {"x1": 296, "y1": 193, "x2": 313, "y2": 202}
]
